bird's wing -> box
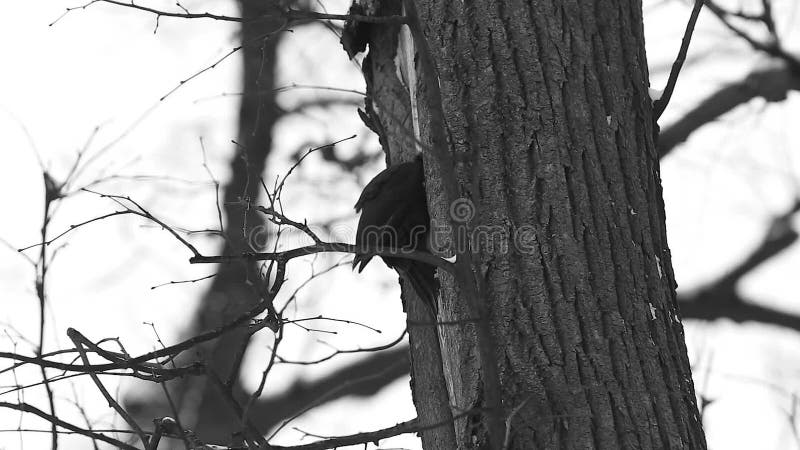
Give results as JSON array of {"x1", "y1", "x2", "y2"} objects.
[
  {"x1": 352, "y1": 156, "x2": 424, "y2": 272},
  {"x1": 354, "y1": 165, "x2": 396, "y2": 212},
  {"x1": 354, "y1": 158, "x2": 420, "y2": 212}
]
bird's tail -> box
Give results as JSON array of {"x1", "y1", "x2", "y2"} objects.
[
  {"x1": 352, "y1": 253, "x2": 371, "y2": 273},
  {"x1": 399, "y1": 263, "x2": 439, "y2": 316}
]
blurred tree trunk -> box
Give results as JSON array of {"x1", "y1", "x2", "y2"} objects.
[
  {"x1": 357, "y1": 0, "x2": 708, "y2": 448},
  {"x1": 126, "y1": 0, "x2": 283, "y2": 443},
  {"x1": 188, "y1": 0, "x2": 282, "y2": 440},
  {"x1": 127, "y1": 1, "x2": 421, "y2": 443}
]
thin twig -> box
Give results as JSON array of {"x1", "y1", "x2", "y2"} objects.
[
  {"x1": 502, "y1": 396, "x2": 532, "y2": 449},
  {"x1": 200, "y1": 137, "x2": 225, "y2": 235},
  {"x1": 267, "y1": 358, "x2": 408, "y2": 440},
  {"x1": 52, "y1": 0, "x2": 408, "y2": 25},
  {"x1": 652, "y1": 0, "x2": 705, "y2": 120},
  {"x1": 150, "y1": 274, "x2": 216, "y2": 290},
  {"x1": 276, "y1": 330, "x2": 407, "y2": 365},
  {"x1": 286, "y1": 316, "x2": 382, "y2": 334},
  {"x1": 0, "y1": 402, "x2": 140, "y2": 450}
]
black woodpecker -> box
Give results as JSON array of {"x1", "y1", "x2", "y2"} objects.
[{"x1": 353, "y1": 154, "x2": 439, "y2": 313}]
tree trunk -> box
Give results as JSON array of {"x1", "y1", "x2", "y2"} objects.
[
  {"x1": 363, "y1": 0, "x2": 707, "y2": 448},
  {"x1": 352, "y1": 1, "x2": 458, "y2": 447}
]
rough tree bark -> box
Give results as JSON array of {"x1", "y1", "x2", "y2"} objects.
[
  {"x1": 347, "y1": 1, "x2": 457, "y2": 447},
  {"x1": 357, "y1": 0, "x2": 707, "y2": 448}
]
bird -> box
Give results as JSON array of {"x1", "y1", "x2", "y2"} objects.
[{"x1": 353, "y1": 154, "x2": 439, "y2": 313}]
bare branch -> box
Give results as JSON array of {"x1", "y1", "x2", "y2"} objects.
[
  {"x1": 189, "y1": 241, "x2": 455, "y2": 273},
  {"x1": 276, "y1": 329, "x2": 407, "y2": 365},
  {"x1": 659, "y1": 67, "x2": 799, "y2": 158},
  {"x1": 680, "y1": 199, "x2": 800, "y2": 330},
  {"x1": 269, "y1": 408, "x2": 482, "y2": 450},
  {"x1": 705, "y1": 0, "x2": 800, "y2": 73},
  {"x1": 67, "y1": 329, "x2": 150, "y2": 448},
  {"x1": 53, "y1": 0, "x2": 408, "y2": 25},
  {"x1": 0, "y1": 402, "x2": 140, "y2": 450},
  {"x1": 652, "y1": 0, "x2": 704, "y2": 120}
]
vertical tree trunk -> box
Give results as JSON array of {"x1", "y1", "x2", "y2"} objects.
[
  {"x1": 353, "y1": 2, "x2": 458, "y2": 447},
  {"x1": 365, "y1": 0, "x2": 706, "y2": 448},
  {"x1": 189, "y1": 0, "x2": 283, "y2": 440}
]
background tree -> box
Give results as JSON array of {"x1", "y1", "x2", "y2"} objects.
[{"x1": 124, "y1": 0, "x2": 286, "y2": 441}]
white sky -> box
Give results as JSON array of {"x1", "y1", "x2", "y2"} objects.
[{"x1": 2, "y1": 1, "x2": 800, "y2": 449}]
